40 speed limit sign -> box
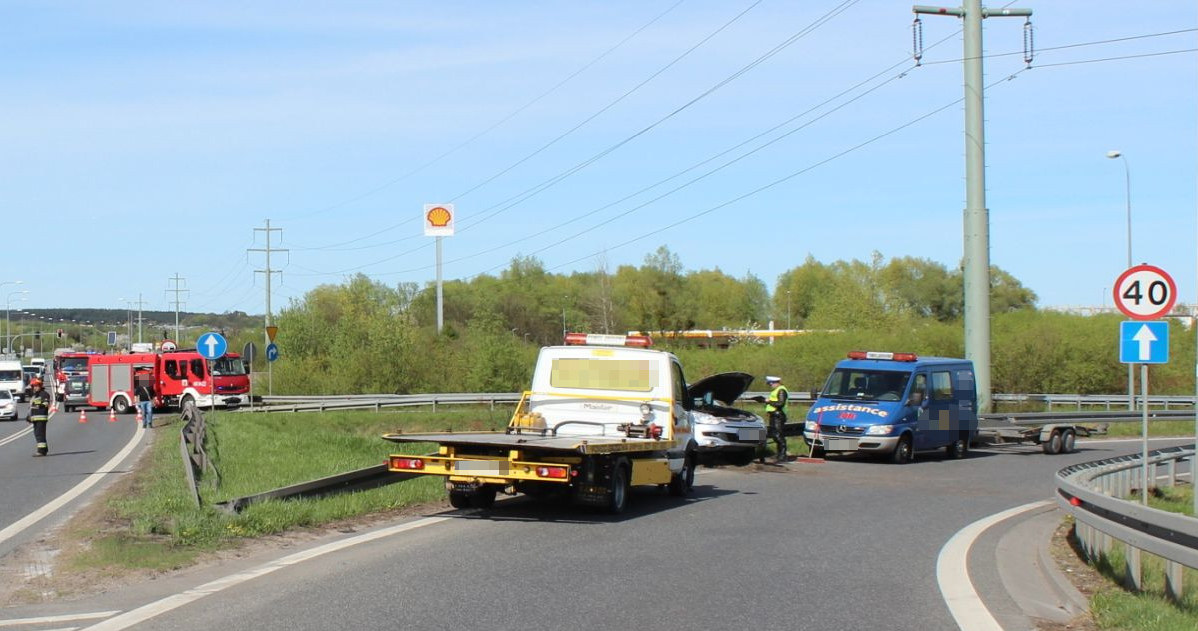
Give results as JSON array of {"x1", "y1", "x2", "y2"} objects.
[{"x1": 1113, "y1": 264, "x2": 1177, "y2": 320}]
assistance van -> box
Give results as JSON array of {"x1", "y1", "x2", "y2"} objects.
[{"x1": 804, "y1": 351, "x2": 978, "y2": 463}]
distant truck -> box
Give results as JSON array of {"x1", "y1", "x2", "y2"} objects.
[
  {"x1": 86, "y1": 350, "x2": 250, "y2": 413},
  {"x1": 384, "y1": 333, "x2": 699, "y2": 513},
  {"x1": 804, "y1": 351, "x2": 979, "y2": 463}
]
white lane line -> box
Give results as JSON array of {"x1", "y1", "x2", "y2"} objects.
[
  {"x1": 0, "y1": 426, "x2": 145, "y2": 548},
  {"x1": 937, "y1": 500, "x2": 1052, "y2": 631},
  {"x1": 0, "y1": 426, "x2": 33, "y2": 448},
  {"x1": 0, "y1": 611, "x2": 119, "y2": 626},
  {"x1": 82, "y1": 516, "x2": 449, "y2": 631}
]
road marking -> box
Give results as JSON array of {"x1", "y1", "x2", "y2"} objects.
[
  {"x1": 0, "y1": 426, "x2": 145, "y2": 548},
  {"x1": 0, "y1": 426, "x2": 33, "y2": 448},
  {"x1": 937, "y1": 500, "x2": 1052, "y2": 631},
  {"x1": 0, "y1": 611, "x2": 119, "y2": 626},
  {"x1": 81, "y1": 516, "x2": 449, "y2": 631}
]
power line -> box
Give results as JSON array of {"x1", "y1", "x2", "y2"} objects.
[
  {"x1": 284, "y1": 0, "x2": 689, "y2": 237},
  {"x1": 165, "y1": 273, "x2": 188, "y2": 342}
]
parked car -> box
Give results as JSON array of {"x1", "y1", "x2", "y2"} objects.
[
  {"x1": 62, "y1": 375, "x2": 90, "y2": 412},
  {"x1": 0, "y1": 390, "x2": 16, "y2": 421},
  {"x1": 689, "y1": 372, "x2": 767, "y2": 466}
]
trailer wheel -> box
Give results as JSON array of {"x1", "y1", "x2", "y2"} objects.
[
  {"x1": 890, "y1": 435, "x2": 912, "y2": 464},
  {"x1": 470, "y1": 486, "x2": 497, "y2": 509},
  {"x1": 945, "y1": 434, "x2": 968, "y2": 459},
  {"x1": 607, "y1": 463, "x2": 630, "y2": 514},
  {"x1": 1042, "y1": 430, "x2": 1063, "y2": 455},
  {"x1": 669, "y1": 452, "x2": 695, "y2": 496},
  {"x1": 1061, "y1": 429, "x2": 1076, "y2": 454},
  {"x1": 112, "y1": 396, "x2": 131, "y2": 415},
  {"x1": 448, "y1": 491, "x2": 472, "y2": 509}
]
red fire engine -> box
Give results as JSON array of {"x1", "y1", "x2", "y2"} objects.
[{"x1": 86, "y1": 350, "x2": 250, "y2": 412}]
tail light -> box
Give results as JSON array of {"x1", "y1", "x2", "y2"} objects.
[
  {"x1": 391, "y1": 457, "x2": 425, "y2": 470},
  {"x1": 536, "y1": 466, "x2": 568, "y2": 479},
  {"x1": 648, "y1": 423, "x2": 663, "y2": 439}
]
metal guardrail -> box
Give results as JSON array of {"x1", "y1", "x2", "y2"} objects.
[
  {"x1": 1056, "y1": 445, "x2": 1198, "y2": 599},
  {"x1": 215, "y1": 465, "x2": 415, "y2": 514},
  {"x1": 179, "y1": 401, "x2": 218, "y2": 506}
]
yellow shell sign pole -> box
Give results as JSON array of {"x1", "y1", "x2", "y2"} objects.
[{"x1": 423, "y1": 204, "x2": 455, "y2": 334}]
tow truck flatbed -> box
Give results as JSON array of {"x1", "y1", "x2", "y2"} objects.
[{"x1": 382, "y1": 431, "x2": 671, "y2": 455}]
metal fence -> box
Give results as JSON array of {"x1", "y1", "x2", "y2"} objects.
[
  {"x1": 179, "y1": 400, "x2": 219, "y2": 506},
  {"x1": 1056, "y1": 445, "x2": 1198, "y2": 599}
]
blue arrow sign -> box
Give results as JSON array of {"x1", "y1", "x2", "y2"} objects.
[
  {"x1": 1119, "y1": 320, "x2": 1168, "y2": 364},
  {"x1": 266, "y1": 342, "x2": 279, "y2": 362},
  {"x1": 196, "y1": 332, "x2": 228, "y2": 360}
]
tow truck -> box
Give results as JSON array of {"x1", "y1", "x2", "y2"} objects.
[{"x1": 384, "y1": 333, "x2": 698, "y2": 513}]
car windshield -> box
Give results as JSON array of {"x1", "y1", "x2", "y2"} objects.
[
  {"x1": 210, "y1": 357, "x2": 247, "y2": 377},
  {"x1": 0, "y1": 369, "x2": 20, "y2": 381},
  {"x1": 60, "y1": 357, "x2": 88, "y2": 372},
  {"x1": 821, "y1": 369, "x2": 911, "y2": 402},
  {"x1": 0, "y1": 390, "x2": 11, "y2": 400}
]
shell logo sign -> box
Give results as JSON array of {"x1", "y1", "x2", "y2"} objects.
[{"x1": 423, "y1": 203, "x2": 455, "y2": 237}]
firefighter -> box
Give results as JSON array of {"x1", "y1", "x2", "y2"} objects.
[
  {"x1": 27, "y1": 379, "x2": 51, "y2": 456},
  {"x1": 763, "y1": 375, "x2": 789, "y2": 463}
]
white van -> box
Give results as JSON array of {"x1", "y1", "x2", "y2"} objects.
[{"x1": 0, "y1": 360, "x2": 24, "y2": 402}]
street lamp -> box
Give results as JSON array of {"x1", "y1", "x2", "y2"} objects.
[
  {"x1": 5, "y1": 290, "x2": 29, "y2": 356},
  {"x1": 1107, "y1": 150, "x2": 1134, "y2": 411}
]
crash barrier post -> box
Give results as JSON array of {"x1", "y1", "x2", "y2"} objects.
[{"x1": 1057, "y1": 445, "x2": 1198, "y2": 600}]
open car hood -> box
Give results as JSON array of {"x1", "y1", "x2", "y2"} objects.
[{"x1": 688, "y1": 372, "x2": 754, "y2": 405}]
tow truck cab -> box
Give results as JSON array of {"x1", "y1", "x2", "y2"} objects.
[{"x1": 804, "y1": 351, "x2": 978, "y2": 463}]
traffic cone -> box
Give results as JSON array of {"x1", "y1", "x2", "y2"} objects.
[
  {"x1": 108, "y1": 408, "x2": 118, "y2": 422},
  {"x1": 78, "y1": 409, "x2": 88, "y2": 423}
]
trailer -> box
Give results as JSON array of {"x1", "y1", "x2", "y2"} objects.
[{"x1": 975, "y1": 421, "x2": 1104, "y2": 454}]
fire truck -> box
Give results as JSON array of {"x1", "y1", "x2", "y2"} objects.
[
  {"x1": 86, "y1": 349, "x2": 250, "y2": 413},
  {"x1": 52, "y1": 350, "x2": 98, "y2": 401}
]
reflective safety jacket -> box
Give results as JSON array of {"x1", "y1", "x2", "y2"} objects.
[
  {"x1": 29, "y1": 390, "x2": 50, "y2": 422},
  {"x1": 765, "y1": 384, "x2": 789, "y2": 414}
]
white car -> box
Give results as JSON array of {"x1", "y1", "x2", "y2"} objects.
[
  {"x1": 690, "y1": 372, "x2": 767, "y2": 466},
  {"x1": 0, "y1": 390, "x2": 16, "y2": 421}
]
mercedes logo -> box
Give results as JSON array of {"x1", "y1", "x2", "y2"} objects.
[{"x1": 838, "y1": 425, "x2": 848, "y2": 433}]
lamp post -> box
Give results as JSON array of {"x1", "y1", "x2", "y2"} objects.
[
  {"x1": 1107, "y1": 150, "x2": 1134, "y2": 411},
  {"x1": 5, "y1": 290, "x2": 29, "y2": 355}
]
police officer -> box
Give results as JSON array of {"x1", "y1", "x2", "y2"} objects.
[
  {"x1": 27, "y1": 379, "x2": 51, "y2": 456},
  {"x1": 764, "y1": 375, "x2": 789, "y2": 463}
]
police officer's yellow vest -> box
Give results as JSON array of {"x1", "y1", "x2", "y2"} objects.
[{"x1": 765, "y1": 385, "x2": 788, "y2": 413}]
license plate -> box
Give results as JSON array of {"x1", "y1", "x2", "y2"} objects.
[
  {"x1": 825, "y1": 437, "x2": 858, "y2": 451},
  {"x1": 455, "y1": 460, "x2": 508, "y2": 475},
  {"x1": 738, "y1": 428, "x2": 764, "y2": 441}
]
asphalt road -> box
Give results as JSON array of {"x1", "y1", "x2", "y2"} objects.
[
  {"x1": 0, "y1": 401, "x2": 144, "y2": 559},
  {"x1": 0, "y1": 437, "x2": 1182, "y2": 631}
]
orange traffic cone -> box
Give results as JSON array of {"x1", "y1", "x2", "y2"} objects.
[
  {"x1": 78, "y1": 409, "x2": 88, "y2": 423},
  {"x1": 109, "y1": 408, "x2": 118, "y2": 422}
]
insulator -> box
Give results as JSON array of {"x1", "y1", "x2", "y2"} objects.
[
  {"x1": 912, "y1": 17, "x2": 924, "y2": 66},
  {"x1": 1023, "y1": 19, "x2": 1034, "y2": 68}
]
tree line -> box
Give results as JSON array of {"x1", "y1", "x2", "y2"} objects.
[{"x1": 260, "y1": 247, "x2": 1196, "y2": 397}]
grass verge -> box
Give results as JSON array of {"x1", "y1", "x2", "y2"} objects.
[{"x1": 39, "y1": 406, "x2": 515, "y2": 594}]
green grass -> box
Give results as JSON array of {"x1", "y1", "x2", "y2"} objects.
[
  {"x1": 64, "y1": 406, "x2": 515, "y2": 573},
  {"x1": 1102, "y1": 420, "x2": 1198, "y2": 439}
]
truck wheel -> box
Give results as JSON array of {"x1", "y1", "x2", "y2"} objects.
[
  {"x1": 448, "y1": 491, "x2": 472, "y2": 509},
  {"x1": 810, "y1": 445, "x2": 826, "y2": 459},
  {"x1": 112, "y1": 396, "x2": 131, "y2": 415},
  {"x1": 669, "y1": 453, "x2": 695, "y2": 496},
  {"x1": 890, "y1": 435, "x2": 912, "y2": 464},
  {"x1": 1042, "y1": 430, "x2": 1063, "y2": 455},
  {"x1": 470, "y1": 487, "x2": 497, "y2": 509},
  {"x1": 1061, "y1": 429, "x2": 1076, "y2": 454},
  {"x1": 945, "y1": 436, "x2": 968, "y2": 459},
  {"x1": 607, "y1": 464, "x2": 629, "y2": 514}
]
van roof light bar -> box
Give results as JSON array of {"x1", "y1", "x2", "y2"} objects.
[
  {"x1": 847, "y1": 350, "x2": 918, "y2": 362},
  {"x1": 564, "y1": 332, "x2": 653, "y2": 347}
]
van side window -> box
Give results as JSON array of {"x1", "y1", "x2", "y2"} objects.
[
  {"x1": 671, "y1": 362, "x2": 688, "y2": 409},
  {"x1": 191, "y1": 359, "x2": 206, "y2": 379},
  {"x1": 910, "y1": 374, "x2": 927, "y2": 402},
  {"x1": 956, "y1": 369, "x2": 975, "y2": 393},
  {"x1": 931, "y1": 371, "x2": 953, "y2": 401}
]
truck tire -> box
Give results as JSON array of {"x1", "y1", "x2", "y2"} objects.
[
  {"x1": 945, "y1": 435, "x2": 968, "y2": 459},
  {"x1": 449, "y1": 487, "x2": 497, "y2": 510},
  {"x1": 112, "y1": 396, "x2": 131, "y2": 415},
  {"x1": 607, "y1": 463, "x2": 630, "y2": 514},
  {"x1": 1043, "y1": 430, "x2": 1063, "y2": 455},
  {"x1": 1062, "y1": 429, "x2": 1076, "y2": 453},
  {"x1": 448, "y1": 491, "x2": 472, "y2": 509},
  {"x1": 890, "y1": 435, "x2": 912, "y2": 464},
  {"x1": 669, "y1": 452, "x2": 695, "y2": 496}
]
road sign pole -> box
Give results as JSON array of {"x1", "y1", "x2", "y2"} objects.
[{"x1": 1141, "y1": 363, "x2": 1149, "y2": 506}]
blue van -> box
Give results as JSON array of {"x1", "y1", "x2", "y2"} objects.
[{"x1": 803, "y1": 351, "x2": 978, "y2": 463}]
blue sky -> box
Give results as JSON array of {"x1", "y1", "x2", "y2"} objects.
[{"x1": 3, "y1": 1, "x2": 1195, "y2": 319}]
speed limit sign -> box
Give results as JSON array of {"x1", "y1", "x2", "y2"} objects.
[{"x1": 1113, "y1": 264, "x2": 1177, "y2": 320}]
